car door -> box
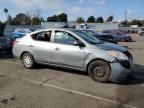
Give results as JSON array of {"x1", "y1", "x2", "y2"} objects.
[
  {"x1": 30, "y1": 30, "x2": 52, "y2": 63},
  {"x1": 51, "y1": 30, "x2": 85, "y2": 69}
]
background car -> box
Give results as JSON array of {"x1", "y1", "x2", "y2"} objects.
[
  {"x1": 85, "y1": 30, "x2": 118, "y2": 44},
  {"x1": 12, "y1": 28, "x2": 36, "y2": 40},
  {"x1": 0, "y1": 35, "x2": 12, "y2": 53},
  {"x1": 139, "y1": 31, "x2": 144, "y2": 36},
  {"x1": 13, "y1": 28, "x2": 133, "y2": 83},
  {"x1": 102, "y1": 30, "x2": 132, "y2": 42}
]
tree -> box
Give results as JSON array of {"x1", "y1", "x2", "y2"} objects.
[
  {"x1": 120, "y1": 21, "x2": 130, "y2": 27},
  {"x1": 12, "y1": 13, "x2": 31, "y2": 25},
  {"x1": 130, "y1": 19, "x2": 143, "y2": 27},
  {"x1": 47, "y1": 13, "x2": 68, "y2": 22},
  {"x1": 47, "y1": 15, "x2": 58, "y2": 22},
  {"x1": 87, "y1": 16, "x2": 95, "y2": 23},
  {"x1": 7, "y1": 15, "x2": 13, "y2": 24},
  {"x1": 34, "y1": 9, "x2": 41, "y2": 17},
  {"x1": 96, "y1": 17, "x2": 104, "y2": 23},
  {"x1": 40, "y1": 17, "x2": 44, "y2": 22},
  {"x1": 57, "y1": 13, "x2": 68, "y2": 22},
  {"x1": 106, "y1": 16, "x2": 114, "y2": 22},
  {"x1": 76, "y1": 17, "x2": 85, "y2": 23},
  {"x1": 32, "y1": 17, "x2": 41, "y2": 25},
  {"x1": 4, "y1": 8, "x2": 8, "y2": 20}
]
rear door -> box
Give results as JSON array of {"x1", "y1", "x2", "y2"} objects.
[{"x1": 30, "y1": 30, "x2": 52, "y2": 63}]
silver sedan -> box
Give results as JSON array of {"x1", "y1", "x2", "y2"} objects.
[{"x1": 12, "y1": 28, "x2": 133, "y2": 83}]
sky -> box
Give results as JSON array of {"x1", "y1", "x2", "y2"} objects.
[{"x1": 0, "y1": 0, "x2": 144, "y2": 22}]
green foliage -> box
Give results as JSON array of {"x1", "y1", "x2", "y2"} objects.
[
  {"x1": 7, "y1": 15, "x2": 13, "y2": 24},
  {"x1": 3, "y1": 8, "x2": 9, "y2": 21},
  {"x1": 106, "y1": 16, "x2": 114, "y2": 22},
  {"x1": 40, "y1": 17, "x2": 44, "y2": 22},
  {"x1": 130, "y1": 19, "x2": 143, "y2": 27},
  {"x1": 47, "y1": 15, "x2": 57, "y2": 22},
  {"x1": 120, "y1": 21, "x2": 130, "y2": 27},
  {"x1": 96, "y1": 17, "x2": 104, "y2": 23},
  {"x1": 87, "y1": 16, "x2": 95, "y2": 23},
  {"x1": 11, "y1": 13, "x2": 31, "y2": 25},
  {"x1": 47, "y1": 13, "x2": 68, "y2": 22},
  {"x1": 120, "y1": 20, "x2": 144, "y2": 27},
  {"x1": 57, "y1": 13, "x2": 67, "y2": 22},
  {"x1": 3, "y1": 8, "x2": 8, "y2": 14},
  {"x1": 32, "y1": 17, "x2": 41, "y2": 25},
  {"x1": 76, "y1": 17, "x2": 85, "y2": 23}
]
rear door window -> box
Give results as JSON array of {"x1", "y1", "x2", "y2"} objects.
[{"x1": 31, "y1": 31, "x2": 52, "y2": 42}]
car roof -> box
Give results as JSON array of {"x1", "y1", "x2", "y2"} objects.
[{"x1": 29, "y1": 28, "x2": 76, "y2": 35}]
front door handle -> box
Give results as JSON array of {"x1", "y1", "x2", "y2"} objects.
[
  {"x1": 55, "y1": 47, "x2": 60, "y2": 50},
  {"x1": 29, "y1": 45, "x2": 34, "y2": 47}
]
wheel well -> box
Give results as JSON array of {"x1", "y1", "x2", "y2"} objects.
[
  {"x1": 20, "y1": 51, "x2": 32, "y2": 60},
  {"x1": 86, "y1": 59, "x2": 111, "y2": 72}
]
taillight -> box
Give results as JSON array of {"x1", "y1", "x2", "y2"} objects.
[{"x1": 12, "y1": 41, "x2": 19, "y2": 45}]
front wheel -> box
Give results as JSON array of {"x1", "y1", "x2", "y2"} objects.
[
  {"x1": 88, "y1": 60, "x2": 111, "y2": 83},
  {"x1": 22, "y1": 53, "x2": 35, "y2": 69}
]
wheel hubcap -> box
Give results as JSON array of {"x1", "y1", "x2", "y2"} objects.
[
  {"x1": 23, "y1": 55, "x2": 32, "y2": 67},
  {"x1": 93, "y1": 66, "x2": 105, "y2": 77}
]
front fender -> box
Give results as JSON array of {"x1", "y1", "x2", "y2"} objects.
[{"x1": 84, "y1": 49, "x2": 114, "y2": 70}]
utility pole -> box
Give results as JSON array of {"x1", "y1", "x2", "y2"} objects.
[{"x1": 124, "y1": 10, "x2": 128, "y2": 21}]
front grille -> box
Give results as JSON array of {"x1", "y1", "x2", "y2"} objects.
[
  {"x1": 119, "y1": 60, "x2": 130, "y2": 69},
  {"x1": 123, "y1": 51, "x2": 133, "y2": 60}
]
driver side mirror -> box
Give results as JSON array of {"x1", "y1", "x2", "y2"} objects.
[{"x1": 73, "y1": 40, "x2": 85, "y2": 47}]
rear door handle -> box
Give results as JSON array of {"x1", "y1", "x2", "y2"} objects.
[
  {"x1": 29, "y1": 45, "x2": 34, "y2": 47},
  {"x1": 55, "y1": 47, "x2": 60, "y2": 50}
]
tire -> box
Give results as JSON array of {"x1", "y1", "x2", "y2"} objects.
[
  {"x1": 88, "y1": 60, "x2": 111, "y2": 83},
  {"x1": 22, "y1": 53, "x2": 35, "y2": 69}
]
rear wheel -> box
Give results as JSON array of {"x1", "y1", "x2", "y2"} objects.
[
  {"x1": 22, "y1": 53, "x2": 35, "y2": 69},
  {"x1": 88, "y1": 60, "x2": 111, "y2": 83}
]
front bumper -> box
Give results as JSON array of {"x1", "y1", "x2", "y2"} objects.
[{"x1": 109, "y1": 60, "x2": 133, "y2": 82}]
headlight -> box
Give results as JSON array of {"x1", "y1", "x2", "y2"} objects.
[{"x1": 107, "y1": 51, "x2": 129, "y2": 60}]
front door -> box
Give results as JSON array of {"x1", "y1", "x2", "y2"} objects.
[{"x1": 51, "y1": 30, "x2": 85, "y2": 69}]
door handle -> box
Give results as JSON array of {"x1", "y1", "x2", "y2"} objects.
[
  {"x1": 29, "y1": 45, "x2": 34, "y2": 47},
  {"x1": 55, "y1": 47, "x2": 60, "y2": 50}
]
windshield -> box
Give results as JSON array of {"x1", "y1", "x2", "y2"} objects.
[{"x1": 73, "y1": 30, "x2": 100, "y2": 44}]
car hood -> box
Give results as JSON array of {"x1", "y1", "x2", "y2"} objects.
[{"x1": 96, "y1": 42, "x2": 127, "y2": 52}]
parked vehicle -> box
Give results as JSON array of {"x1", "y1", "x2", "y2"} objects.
[
  {"x1": 76, "y1": 23, "x2": 90, "y2": 30},
  {"x1": 102, "y1": 30, "x2": 132, "y2": 42},
  {"x1": 0, "y1": 35, "x2": 12, "y2": 53},
  {"x1": 84, "y1": 30, "x2": 118, "y2": 44},
  {"x1": 139, "y1": 31, "x2": 144, "y2": 36},
  {"x1": 138, "y1": 29, "x2": 144, "y2": 36},
  {"x1": 12, "y1": 28, "x2": 36, "y2": 40},
  {"x1": 13, "y1": 28, "x2": 133, "y2": 83}
]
